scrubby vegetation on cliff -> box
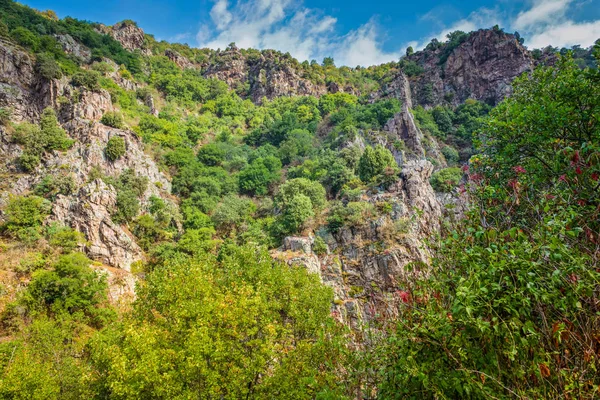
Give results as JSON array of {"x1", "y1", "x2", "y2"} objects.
[{"x1": 0, "y1": 0, "x2": 599, "y2": 398}]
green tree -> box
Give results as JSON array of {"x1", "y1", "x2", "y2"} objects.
[
  {"x1": 281, "y1": 194, "x2": 314, "y2": 233},
  {"x1": 380, "y1": 51, "x2": 600, "y2": 398},
  {"x1": 20, "y1": 253, "x2": 110, "y2": 321},
  {"x1": 357, "y1": 145, "x2": 399, "y2": 186},
  {"x1": 71, "y1": 70, "x2": 100, "y2": 91},
  {"x1": 87, "y1": 246, "x2": 347, "y2": 398},
  {"x1": 104, "y1": 136, "x2": 126, "y2": 161},
  {"x1": 100, "y1": 112, "x2": 125, "y2": 129},
  {"x1": 211, "y1": 195, "x2": 256, "y2": 231},
  {"x1": 197, "y1": 143, "x2": 226, "y2": 166},
  {"x1": 278, "y1": 129, "x2": 314, "y2": 164},
  {"x1": 322, "y1": 57, "x2": 335, "y2": 67},
  {"x1": 430, "y1": 167, "x2": 462, "y2": 192},
  {"x1": 238, "y1": 157, "x2": 280, "y2": 196},
  {"x1": 10, "y1": 27, "x2": 39, "y2": 49},
  {"x1": 35, "y1": 53, "x2": 62, "y2": 80},
  {"x1": 1, "y1": 195, "x2": 51, "y2": 243}
]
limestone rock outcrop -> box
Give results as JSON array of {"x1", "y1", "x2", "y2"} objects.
[
  {"x1": 165, "y1": 49, "x2": 194, "y2": 70},
  {"x1": 276, "y1": 159, "x2": 442, "y2": 324},
  {"x1": 404, "y1": 29, "x2": 534, "y2": 107},
  {"x1": 0, "y1": 39, "x2": 55, "y2": 122},
  {"x1": 98, "y1": 21, "x2": 151, "y2": 56},
  {"x1": 51, "y1": 180, "x2": 143, "y2": 270},
  {"x1": 54, "y1": 34, "x2": 92, "y2": 63},
  {"x1": 203, "y1": 47, "x2": 327, "y2": 103}
]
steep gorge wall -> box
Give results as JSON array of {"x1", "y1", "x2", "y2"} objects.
[{"x1": 0, "y1": 41, "x2": 172, "y2": 272}]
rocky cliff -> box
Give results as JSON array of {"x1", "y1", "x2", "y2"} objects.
[
  {"x1": 0, "y1": 13, "x2": 548, "y2": 319},
  {"x1": 0, "y1": 40, "x2": 172, "y2": 272},
  {"x1": 101, "y1": 21, "x2": 535, "y2": 108},
  {"x1": 402, "y1": 29, "x2": 534, "y2": 106}
]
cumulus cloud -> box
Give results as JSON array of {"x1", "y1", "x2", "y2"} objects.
[
  {"x1": 405, "y1": 7, "x2": 500, "y2": 51},
  {"x1": 413, "y1": 0, "x2": 599, "y2": 51},
  {"x1": 512, "y1": 0, "x2": 600, "y2": 48},
  {"x1": 526, "y1": 19, "x2": 600, "y2": 48},
  {"x1": 197, "y1": 0, "x2": 400, "y2": 66},
  {"x1": 513, "y1": 0, "x2": 573, "y2": 30},
  {"x1": 196, "y1": 0, "x2": 600, "y2": 67}
]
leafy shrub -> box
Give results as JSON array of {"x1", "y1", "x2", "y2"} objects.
[
  {"x1": 15, "y1": 252, "x2": 47, "y2": 275},
  {"x1": 275, "y1": 178, "x2": 327, "y2": 212},
  {"x1": 13, "y1": 108, "x2": 74, "y2": 169},
  {"x1": 17, "y1": 152, "x2": 41, "y2": 172},
  {"x1": 238, "y1": 157, "x2": 281, "y2": 196},
  {"x1": 326, "y1": 201, "x2": 375, "y2": 233},
  {"x1": 0, "y1": 108, "x2": 11, "y2": 125},
  {"x1": 132, "y1": 214, "x2": 170, "y2": 251},
  {"x1": 71, "y1": 70, "x2": 100, "y2": 91},
  {"x1": 110, "y1": 170, "x2": 148, "y2": 223},
  {"x1": 212, "y1": 195, "x2": 256, "y2": 231},
  {"x1": 39, "y1": 108, "x2": 73, "y2": 151},
  {"x1": 197, "y1": 143, "x2": 225, "y2": 166},
  {"x1": 10, "y1": 27, "x2": 39, "y2": 49},
  {"x1": 104, "y1": 136, "x2": 126, "y2": 161},
  {"x1": 34, "y1": 174, "x2": 76, "y2": 199},
  {"x1": 357, "y1": 145, "x2": 399, "y2": 187},
  {"x1": 430, "y1": 167, "x2": 462, "y2": 192},
  {"x1": 112, "y1": 190, "x2": 139, "y2": 224},
  {"x1": 278, "y1": 129, "x2": 314, "y2": 164},
  {"x1": 177, "y1": 227, "x2": 217, "y2": 255},
  {"x1": 35, "y1": 53, "x2": 62, "y2": 80},
  {"x1": 280, "y1": 194, "x2": 314, "y2": 234},
  {"x1": 441, "y1": 145, "x2": 459, "y2": 165},
  {"x1": 91, "y1": 61, "x2": 114, "y2": 76},
  {"x1": 312, "y1": 236, "x2": 328, "y2": 255},
  {"x1": 87, "y1": 246, "x2": 345, "y2": 398},
  {"x1": 20, "y1": 253, "x2": 110, "y2": 320},
  {"x1": 1, "y1": 195, "x2": 51, "y2": 243},
  {"x1": 46, "y1": 223, "x2": 84, "y2": 253},
  {"x1": 399, "y1": 60, "x2": 424, "y2": 77},
  {"x1": 100, "y1": 112, "x2": 125, "y2": 129}
]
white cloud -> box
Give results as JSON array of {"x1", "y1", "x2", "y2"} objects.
[
  {"x1": 196, "y1": 0, "x2": 600, "y2": 67},
  {"x1": 197, "y1": 0, "x2": 399, "y2": 66},
  {"x1": 333, "y1": 21, "x2": 400, "y2": 67},
  {"x1": 410, "y1": 7, "x2": 500, "y2": 50},
  {"x1": 512, "y1": 0, "x2": 600, "y2": 48},
  {"x1": 414, "y1": 0, "x2": 600, "y2": 51},
  {"x1": 526, "y1": 19, "x2": 600, "y2": 48},
  {"x1": 210, "y1": 0, "x2": 233, "y2": 30},
  {"x1": 513, "y1": 0, "x2": 573, "y2": 30},
  {"x1": 169, "y1": 32, "x2": 192, "y2": 43}
]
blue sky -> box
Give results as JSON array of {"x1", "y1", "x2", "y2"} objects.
[{"x1": 20, "y1": 0, "x2": 600, "y2": 66}]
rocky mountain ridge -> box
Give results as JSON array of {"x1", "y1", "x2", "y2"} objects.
[{"x1": 0, "y1": 6, "x2": 587, "y2": 320}]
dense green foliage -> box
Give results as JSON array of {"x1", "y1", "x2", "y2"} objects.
[
  {"x1": 12, "y1": 108, "x2": 74, "y2": 171},
  {"x1": 100, "y1": 112, "x2": 125, "y2": 129},
  {"x1": 1, "y1": 1, "x2": 599, "y2": 397},
  {"x1": 357, "y1": 145, "x2": 399, "y2": 187},
  {"x1": 379, "y1": 52, "x2": 600, "y2": 398},
  {"x1": 104, "y1": 136, "x2": 126, "y2": 161},
  {"x1": 430, "y1": 167, "x2": 462, "y2": 192}
]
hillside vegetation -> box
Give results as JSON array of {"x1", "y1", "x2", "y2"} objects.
[{"x1": 0, "y1": 1, "x2": 599, "y2": 398}]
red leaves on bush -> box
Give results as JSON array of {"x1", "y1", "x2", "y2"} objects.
[
  {"x1": 513, "y1": 165, "x2": 526, "y2": 174},
  {"x1": 397, "y1": 290, "x2": 411, "y2": 304}
]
